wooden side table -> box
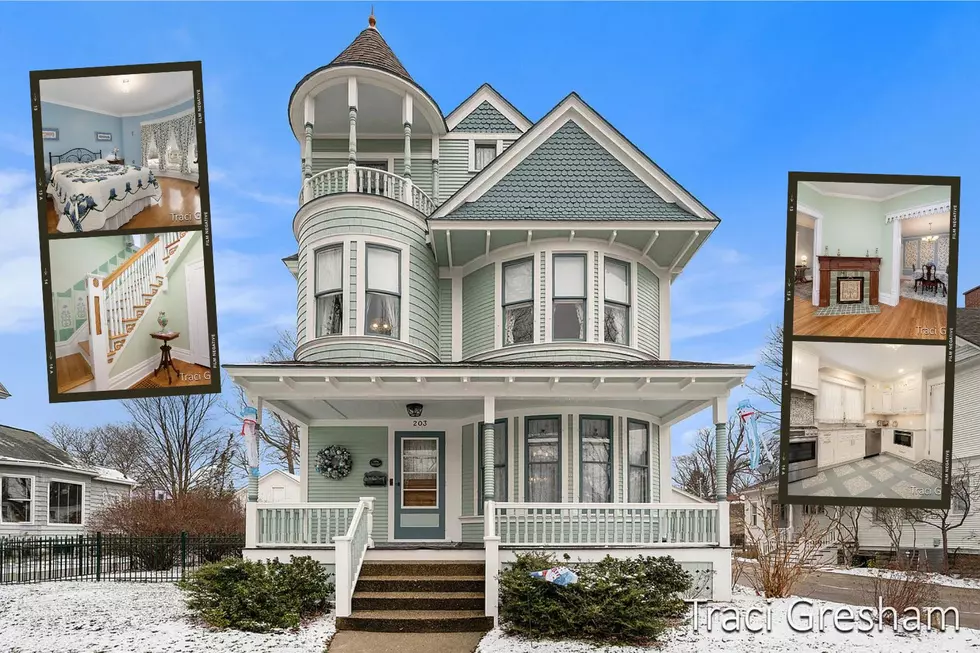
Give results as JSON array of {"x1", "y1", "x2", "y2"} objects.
[
  {"x1": 794, "y1": 265, "x2": 808, "y2": 283},
  {"x1": 151, "y1": 331, "x2": 180, "y2": 385}
]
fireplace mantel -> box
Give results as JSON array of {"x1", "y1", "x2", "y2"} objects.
[{"x1": 817, "y1": 256, "x2": 881, "y2": 307}]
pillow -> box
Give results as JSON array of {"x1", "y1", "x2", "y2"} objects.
[{"x1": 51, "y1": 161, "x2": 83, "y2": 174}]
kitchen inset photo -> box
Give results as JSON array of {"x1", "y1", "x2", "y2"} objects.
[
  {"x1": 792, "y1": 178, "x2": 954, "y2": 340},
  {"x1": 784, "y1": 340, "x2": 946, "y2": 502},
  {"x1": 48, "y1": 231, "x2": 215, "y2": 399},
  {"x1": 36, "y1": 67, "x2": 203, "y2": 234}
]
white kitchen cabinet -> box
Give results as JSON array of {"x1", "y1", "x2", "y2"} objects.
[
  {"x1": 865, "y1": 379, "x2": 896, "y2": 414},
  {"x1": 882, "y1": 387, "x2": 893, "y2": 413},
  {"x1": 818, "y1": 431, "x2": 835, "y2": 468},
  {"x1": 817, "y1": 428, "x2": 865, "y2": 469},
  {"x1": 792, "y1": 347, "x2": 820, "y2": 393},
  {"x1": 892, "y1": 372, "x2": 924, "y2": 414}
]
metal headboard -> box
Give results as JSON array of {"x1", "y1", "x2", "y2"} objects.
[{"x1": 49, "y1": 147, "x2": 102, "y2": 172}]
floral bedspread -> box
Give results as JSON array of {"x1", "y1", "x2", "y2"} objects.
[{"x1": 49, "y1": 161, "x2": 162, "y2": 233}]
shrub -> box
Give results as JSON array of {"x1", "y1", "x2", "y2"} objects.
[
  {"x1": 498, "y1": 552, "x2": 691, "y2": 645},
  {"x1": 178, "y1": 555, "x2": 333, "y2": 632},
  {"x1": 865, "y1": 558, "x2": 939, "y2": 628},
  {"x1": 90, "y1": 490, "x2": 244, "y2": 536}
]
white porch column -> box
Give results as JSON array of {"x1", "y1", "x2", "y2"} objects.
[
  {"x1": 484, "y1": 499, "x2": 500, "y2": 623},
  {"x1": 432, "y1": 136, "x2": 440, "y2": 203},
  {"x1": 303, "y1": 94, "x2": 314, "y2": 203},
  {"x1": 483, "y1": 396, "x2": 495, "y2": 503},
  {"x1": 713, "y1": 395, "x2": 728, "y2": 501},
  {"x1": 347, "y1": 77, "x2": 358, "y2": 192},
  {"x1": 402, "y1": 93, "x2": 413, "y2": 203}
]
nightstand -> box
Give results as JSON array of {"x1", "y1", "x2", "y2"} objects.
[{"x1": 106, "y1": 158, "x2": 124, "y2": 165}]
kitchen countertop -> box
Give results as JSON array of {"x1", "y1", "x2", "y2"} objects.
[{"x1": 814, "y1": 424, "x2": 868, "y2": 430}]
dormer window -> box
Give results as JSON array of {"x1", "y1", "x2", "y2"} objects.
[
  {"x1": 553, "y1": 254, "x2": 586, "y2": 341},
  {"x1": 502, "y1": 258, "x2": 534, "y2": 345},
  {"x1": 315, "y1": 245, "x2": 343, "y2": 336},
  {"x1": 365, "y1": 245, "x2": 401, "y2": 338},
  {"x1": 474, "y1": 143, "x2": 497, "y2": 171},
  {"x1": 603, "y1": 259, "x2": 630, "y2": 345}
]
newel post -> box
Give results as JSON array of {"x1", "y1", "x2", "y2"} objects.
[
  {"x1": 484, "y1": 499, "x2": 500, "y2": 623},
  {"x1": 85, "y1": 274, "x2": 110, "y2": 390},
  {"x1": 334, "y1": 534, "x2": 352, "y2": 617},
  {"x1": 362, "y1": 496, "x2": 376, "y2": 548},
  {"x1": 245, "y1": 502, "x2": 259, "y2": 548}
]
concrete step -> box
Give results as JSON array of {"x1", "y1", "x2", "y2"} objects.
[
  {"x1": 359, "y1": 561, "x2": 485, "y2": 577},
  {"x1": 352, "y1": 591, "x2": 484, "y2": 612},
  {"x1": 355, "y1": 575, "x2": 483, "y2": 594},
  {"x1": 336, "y1": 609, "x2": 493, "y2": 633}
]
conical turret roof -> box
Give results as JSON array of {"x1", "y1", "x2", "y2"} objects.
[{"x1": 327, "y1": 15, "x2": 414, "y2": 82}]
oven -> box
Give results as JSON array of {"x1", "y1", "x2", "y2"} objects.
[
  {"x1": 787, "y1": 428, "x2": 818, "y2": 483},
  {"x1": 894, "y1": 430, "x2": 913, "y2": 448}
]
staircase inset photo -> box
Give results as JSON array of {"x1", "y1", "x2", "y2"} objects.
[{"x1": 46, "y1": 230, "x2": 218, "y2": 401}]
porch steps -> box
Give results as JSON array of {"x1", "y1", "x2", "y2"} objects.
[{"x1": 337, "y1": 561, "x2": 493, "y2": 633}]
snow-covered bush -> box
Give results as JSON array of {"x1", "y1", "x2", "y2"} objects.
[
  {"x1": 178, "y1": 556, "x2": 333, "y2": 632},
  {"x1": 498, "y1": 552, "x2": 691, "y2": 645}
]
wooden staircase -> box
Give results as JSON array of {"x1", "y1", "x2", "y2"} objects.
[{"x1": 336, "y1": 561, "x2": 493, "y2": 633}]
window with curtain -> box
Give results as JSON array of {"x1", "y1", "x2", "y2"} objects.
[
  {"x1": 502, "y1": 258, "x2": 534, "y2": 345},
  {"x1": 364, "y1": 245, "x2": 401, "y2": 338},
  {"x1": 478, "y1": 420, "x2": 508, "y2": 514},
  {"x1": 580, "y1": 417, "x2": 612, "y2": 502},
  {"x1": 627, "y1": 420, "x2": 649, "y2": 503},
  {"x1": 49, "y1": 481, "x2": 83, "y2": 524},
  {"x1": 1, "y1": 476, "x2": 32, "y2": 523},
  {"x1": 553, "y1": 255, "x2": 586, "y2": 340},
  {"x1": 604, "y1": 259, "x2": 630, "y2": 345},
  {"x1": 526, "y1": 417, "x2": 561, "y2": 502},
  {"x1": 475, "y1": 143, "x2": 497, "y2": 171},
  {"x1": 315, "y1": 246, "x2": 343, "y2": 336}
]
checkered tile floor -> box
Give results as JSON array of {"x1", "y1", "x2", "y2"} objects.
[
  {"x1": 813, "y1": 302, "x2": 881, "y2": 317},
  {"x1": 788, "y1": 453, "x2": 943, "y2": 500}
]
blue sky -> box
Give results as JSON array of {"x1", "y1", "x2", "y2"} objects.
[{"x1": 0, "y1": 2, "x2": 977, "y2": 466}]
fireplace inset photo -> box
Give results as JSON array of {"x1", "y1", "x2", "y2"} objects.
[{"x1": 790, "y1": 173, "x2": 956, "y2": 340}]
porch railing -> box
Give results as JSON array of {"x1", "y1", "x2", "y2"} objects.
[
  {"x1": 251, "y1": 503, "x2": 359, "y2": 547},
  {"x1": 490, "y1": 502, "x2": 721, "y2": 547},
  {"x1": 334, "y1": 497, "x2": 375, "y2": 618},
  {"x1": 302, "y1": 166, "x2": 436, "y2": 216}
]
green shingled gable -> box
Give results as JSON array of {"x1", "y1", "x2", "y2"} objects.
[
  {"x1": 444, "y1": 120, "x2": 709, "y2": 221},
  {"x1": 452, "y1": 101, "x2": 522, "y2": 133}
]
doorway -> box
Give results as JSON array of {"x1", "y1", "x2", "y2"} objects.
[
  {"x1": 184, "y1": 260, "x2": 209, "y2": 367},
  {"x1": 393, "y1": 432, "x2": 446, "y2": 540}
]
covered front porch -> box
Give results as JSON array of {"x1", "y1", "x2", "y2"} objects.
[{"x1": 227, "y1": 361, "x2": 748, "y2": 618}]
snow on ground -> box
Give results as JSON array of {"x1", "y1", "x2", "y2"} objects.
[
  {"x1": 818, "y1": 565, "x2": 980, "y2": 590},
  {"x1": 476, "y1": 586, "x2": 980, "y2": 653},
  {"x1": 0, "y1": 582, "x2": 335, "y2": 653}
]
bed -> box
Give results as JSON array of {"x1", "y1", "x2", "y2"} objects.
[{"x1": 48, "y1": 148, "x2": 163, "y2": 233}]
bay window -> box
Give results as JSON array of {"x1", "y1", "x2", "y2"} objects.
[
  {"x1": 478, "y1": 420, "x2": 508, "y2": 513},
  {"x1": 604, "y1": 258, "x2": 630, "y2": 345},
  {"x1": 315, "y1": 245, "x2": 343, "y2": 336},
  {"x1": 1, "y1": 476, "x2": 33, "y2": 523},
  {"x1": 627, "y1": 420, "x2": 649, "y2": 502},
  {"x1": 553, "y1": 254, "x2": 586, "y2": 340},
  {"x1": 502, "y1": 258, "x2": 534, "y2": 345},
  {"x1": 526, "y1": 417, "x2": 561, "y2": 502},
  {"x1": 364, "y1": 245, "x2": 401, "y2": 338},
  {"x1": 49, "y1": 481, "x2": 83, "y2": 524},
  {"x1": 580, "y1": 417, "x2": 612, "y2": 502}
]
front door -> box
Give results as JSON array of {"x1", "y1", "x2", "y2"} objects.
[{"x1": 394, "y1": 432, "x2": 445, "y2": 540}]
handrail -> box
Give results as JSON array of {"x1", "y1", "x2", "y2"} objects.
[
  {"x1": 103, "y1": 237, "x2": 160, "y2": 288},
  {"x1": 303, "y1": 166, "x2": 437, "y2": 216},
  {"x1": 333, "y1": 497, "x2": 374, "y2": 618}
]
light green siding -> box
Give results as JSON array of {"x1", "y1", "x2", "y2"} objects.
[
  {"x1": 296, "y1": 206, "x2": 439, "y2": 362},
  {"x1": 461, "y1": 264, "x2": 495, "y2": 359},
  {"x1": 636, "y1": 264, "x2": 660, "y2": 358},
  {"x1": 296, "y1": 249, "x2": 308, "y2": 342},
  {"x1": 461, "y1": 523, "x2": 483, "y2": 542},
  {"x1": 307, "y1": 426, "x2": 388, "y2": 543},
  {"x1": 349, "y1": 244, "x2": 358, "y2": 333},
  {"x1": 461, "y1": 424, "x2": 474, "y2": 516},
  {"x1": 438, "y1": 140, "x2": 472, "y2": 200},
  {"x1": 438, "y1": 279, "x2": 452, "y2": 361},
  {"x1": 311, "y1": 139, "x2": 435, "y2": 198}
]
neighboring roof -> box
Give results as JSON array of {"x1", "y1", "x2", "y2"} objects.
[
  {"x1": 0, "y1": 423, "x2": 135, "y2": 485},
  {"x1": 234, "y1": 469, "x2": 300, "y2": 494},
  {"x1": 671, "y1": 486, "x2": 711, "y2": 503},
  {"x1": 958, "y1": 308, "x2": 980, "y2": 348},
  {"x1": 0, "y1": 381, "x2": 8, "y2": 399},
  {"x1": 327, "y1": 21, "x2": 413, "y2": 83},
  {"x1": 282, "y1": 253, "x2": 298, "y2": 262},
  {"x1": 224, "y1": 359, "x2": 754, "y2": 370},
  {"x1": 964, "y1": 284, "x2": 980, "y2": 296},
  {"x1": 445, "y1": 120, "x2": 702, "y2": 221}
]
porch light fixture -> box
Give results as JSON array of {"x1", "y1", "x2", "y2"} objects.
[
  {"x1": 922, "y1": 222, "x2": 939, "y2": 244},
  {"x1": 406, "y1": 403, "x2": 423, "y2": 418}
]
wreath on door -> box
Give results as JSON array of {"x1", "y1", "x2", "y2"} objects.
[{"x1": 315, "y1": 445, "x2": 353, "y2": 479}]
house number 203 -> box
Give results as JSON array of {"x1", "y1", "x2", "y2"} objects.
[{"x1": 412, "y1": 420, "x2": 427, "y2": 427}]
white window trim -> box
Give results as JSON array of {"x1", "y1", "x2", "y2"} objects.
[
  {"x1": 550, "y1": 252, "x2": 589, "y2": 343},
  {"x1": 357, "y1": 237, "x2": 411, "y2": 344},
  {"x1": 304, "y1": 236, "x2": 351, "y2": 343},
  {"x1": 469, "y1": 140, "x2": 500, "y2": 173},
  {"x1": 496, "y1": 255, "x2": 538, "y2": 349},
  {"x1": 600, "y1": 256, "x2": 636, "y2": 349},
  {"x1": 48, "y1": 478, "x2": 86, "y2": 527},
  {"x1": 0, "y1": 474, "x2": 36, "y2": 525}
]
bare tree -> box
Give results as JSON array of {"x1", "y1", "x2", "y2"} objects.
[
  {"x1": 876, "y1": 507, "x2": 907, "y2": 559},
  {"x1": 48, "y1": 421, "x2": 148, "y2": 480},
  {"x1": 673, "y1": 417, "x2": 778, "y2": 499},
  {"x1": 743, "y1": 499, "x2": 832, "y2": 598},
  {"x1": 913, "y1": 459, "x2": 980, "y2": 573},
  {"x1": 123, "y1": 393, "x2": 233, "y2": 499},
  {"x1": 826, "y1": 505, "x2": 863, "y2": 565},
  {"x1": 745, "y1": 324, "x2": 783, "y2": 428}
]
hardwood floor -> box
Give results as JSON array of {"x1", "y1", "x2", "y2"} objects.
[
  {"x1": 56, "y1": 353, "x2": 93, "y2": 393},
  {"x1": 793, "y1": 296, "x2": 947, "y2": 340},
  {"x1": 46, "y1": 178, "x2": 201, "y2": 234},
  {"x1": 130, "y1": 358, "x2": 212, "y2": 390}
]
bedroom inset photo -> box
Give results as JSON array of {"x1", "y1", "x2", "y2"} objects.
[
  {"x1": 47, "y1": 230, "x2": 217, "y2": 400},
  {"x1": 35, "y1": 66, "x2": 204, "y2": 234}
]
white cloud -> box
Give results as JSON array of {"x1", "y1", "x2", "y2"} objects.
[
  {"x1": 0, "y1": 133, "x2": 34, "y2": 158},
  {"x1": 0, "y1": 169, "x2": 44, "y2": 333}
]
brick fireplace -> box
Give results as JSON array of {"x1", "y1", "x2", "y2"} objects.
[{"x1": 817, "y1": 255, "x2": 880, "y2": 307}]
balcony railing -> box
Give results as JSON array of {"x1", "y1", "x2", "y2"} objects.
[
  {"x1": 253, "y1": 502, "x2": 358, "y2": 547},
  {"x1": 301, "y1": 166, "x2": 436, "y2": 216}
]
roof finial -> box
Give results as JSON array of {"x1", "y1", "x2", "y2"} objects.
[{"x1": 368, "y1": 6, "x2": 376, "y2": 29}]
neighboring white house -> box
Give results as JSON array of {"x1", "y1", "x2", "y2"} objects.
[
  {"x1": 234, "y1": 470, "x2": 300, "y2": 506},
  {"x1": 225, "y1": 14, "x2": 749, "y2": 633},
  {"x1": 0, "y1": 423, "x2": 137, "y2": 536}
]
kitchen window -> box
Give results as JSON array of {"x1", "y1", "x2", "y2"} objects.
[
  {"x1": 315, "y1": 245, "x2": 344, "y2": 336},
  {"x1": 627, "y1": 420, "x2": 649, "y2": 502},
  {"x1": 49, "y1": 481, "x2": 83, "y2": 524},
  {"x1": 603, "y1": 259, "x2": 630, "y2": 345},
  {"x1": 478, "y1": 419, "x2": 508, "y2": 513},
  {"x1": 364, "y1": 245, "x2": 401, "y2": 338},
  {"x1": 553, "y1": 254, "x2": 586, "y2": 340},
  {"x1": 525, "y1": 417, "x2": 561, "y2": 502},
  {"x1": 0, "y1": 475, "x2": 33, "y2": 523},
  {"x1": 580, "y1": 417, "x2": 612, "y2": 503},
  {"x1": 502, "y1": 258, "x2": 534, "y2": 345}
]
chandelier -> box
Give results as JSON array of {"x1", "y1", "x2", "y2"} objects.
[{"x1": 922, "y1": 222, "x2": 939, "y2": 244}]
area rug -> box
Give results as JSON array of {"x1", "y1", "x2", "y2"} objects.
[
  {"x1": 813, "y1": 303, "x2": 881, "y2": 317},
  {"x1": 794, "y1": 281, "x2": 812, "y2": 301},
  {"x1": 130, "y1": 377, "x2": 161, "y2": 390},
  {"x1": 900, "y1": 280, "x2": 948, "y2": 306}
]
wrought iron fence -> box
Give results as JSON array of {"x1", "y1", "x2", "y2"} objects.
[{"x1": 0, "y1": 533, "x2": 244, "y2": 584}]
